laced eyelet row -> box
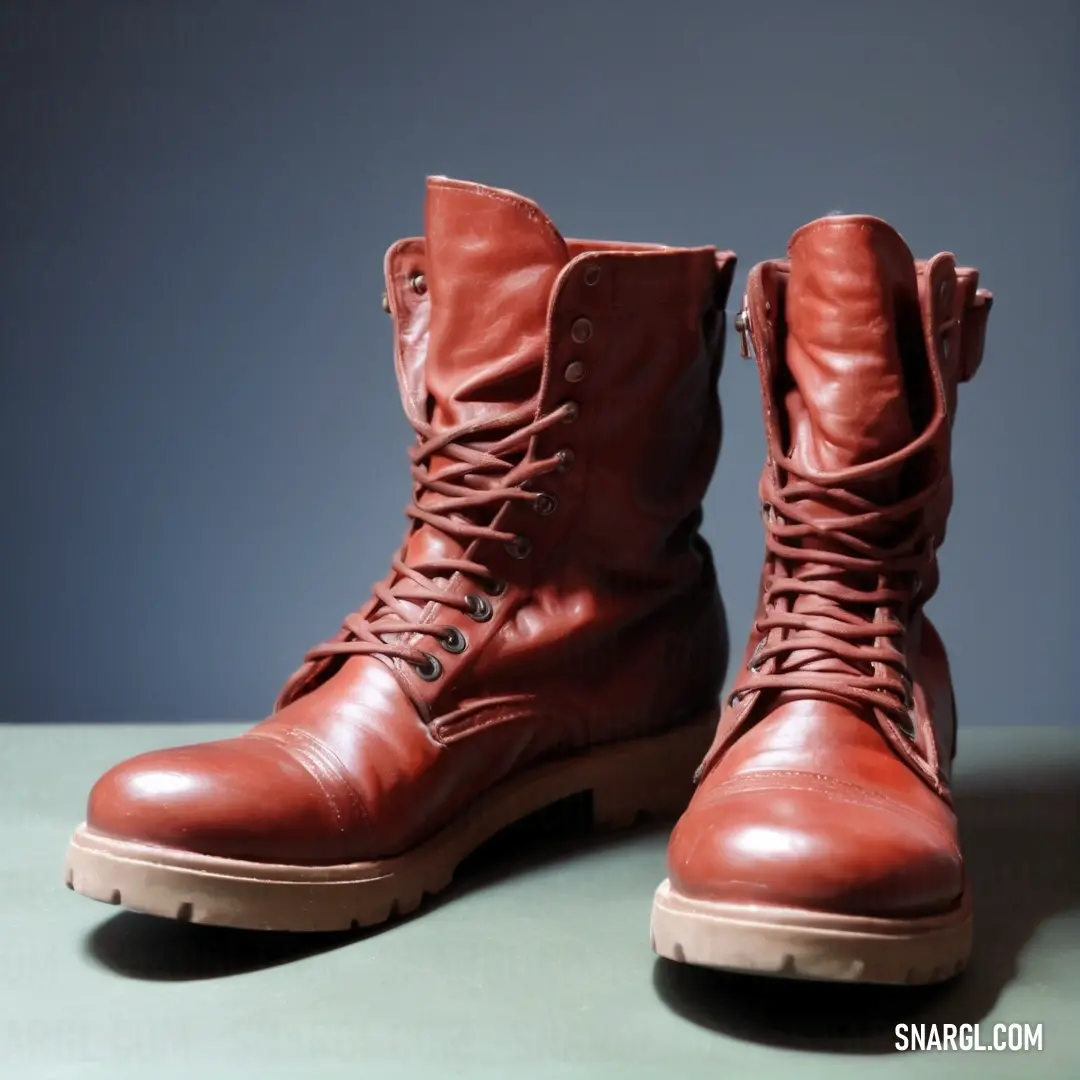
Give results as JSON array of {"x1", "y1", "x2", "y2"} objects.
[
  {"x1": 384, "y1": 265, "x2": 599, "y2": 687},
  {"x1": 501, "y1": 391, "x2": 581, "y2": 558},
  {"x1": 411, "y1": 590, "x2": 500, "y2": 678}
]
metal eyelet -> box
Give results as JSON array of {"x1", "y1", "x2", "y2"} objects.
[
  {"x1": 561, "y1": 401, "x2": 580, "y2": 423},
  {"x1": 381, "y1": 292, "x2": 390, "y2": 313},
  {"x1": 440, "y1": 627, "x2": 468, "y2": 654},
  {"x1": 895, "y1": 711, "x2": 917, "y2": 740},
  {"x1": 900, "y1": 674, "x2": 916, "y2": 710},
  {"x1": 465, "y1": 594, "x2": 493, "y2": 621},
  {"x1": 570, "y1": 317, "x2": 593, "y2": 343},
  {"x1": 484, "y1": 579, "x2": 508, "y2": 597},
  {"x1": 413, "y1": 653, "x2": 442, "y2": 681},
  {"x1": 555, "y1": 449, "x2": 574, "y2": 473},
  {"x1": 532, "y1": 492, "x2": 558, "y2": 516},
  {"x1": 728, "y1": 690, "x2": 746, "y2": 708},
  {"x1": 409, "y1": 272, "x2": 427, "y2": 295},
  {"x1": 583, "y1": 265, "x2": 601, "y2": 286},
  {"x1": 748, "y1": 637, "x2": 767, "y2": 672},
  {"x1": 505, "y1": 536, "x2": 532, "y2": 559},
  {"x1": 564, "y1": 360, "x2": 586, "y2": 383}
]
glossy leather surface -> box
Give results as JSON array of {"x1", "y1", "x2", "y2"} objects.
[
  {"x1": 86, "y1": 177, "x2": 737, "y2": 864},
  {"x1": 668, "y1": 215, "x2": 992, "y2": 917}
]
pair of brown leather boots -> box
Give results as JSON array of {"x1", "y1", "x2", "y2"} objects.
[{"x1": 65, "y1": 176, "x2": 992, "y2": 986}]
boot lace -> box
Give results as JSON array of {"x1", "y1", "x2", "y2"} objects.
[
  {"x1": 303, "y1": 400, "x2": 575, "y2": 676},
  {"x1": 744, "y1": 461, "x2": 937, "y2": 727}
]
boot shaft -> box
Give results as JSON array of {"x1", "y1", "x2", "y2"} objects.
[
  {"x1": 699, "y1": 214, "x2": 991, "y2": 791},
  {"x1": 281, "y1": 179, "x2": 736, "y2": 730},
  {"x1": 384, "y1": 178, "x2": 737, "y2": 587}
]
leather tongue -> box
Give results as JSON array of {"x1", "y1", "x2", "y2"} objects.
[
  {"x1": 424, "y1": 176, "x2": 569, "y2": 431},
  {"x1": 784, "y1": 216, "x2": 919, "y2": 478},
  {"x1": 779, "y1": 216, "x2": 923, "y2": 678},
  {"x1": 398, "y1": 178, "x2": 569, "y2": 599}
]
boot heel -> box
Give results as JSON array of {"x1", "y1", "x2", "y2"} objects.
[{"x1": 590, "y1": 714, "x2": 716, "y2": 830}]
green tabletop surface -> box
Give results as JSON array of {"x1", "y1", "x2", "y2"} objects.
[{"x1": 2, "y1": 723, "x2": 1078, "y2": 1079}]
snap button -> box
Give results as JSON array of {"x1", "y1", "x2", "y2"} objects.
[
  {"x1": 571, "y1": 317, "x2": 593, "y2": 343},
  {"x1": 564, "y1": 360, "x2": 586, "y2": 383}
]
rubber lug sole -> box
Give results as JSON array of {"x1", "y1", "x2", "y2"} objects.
[{"x1": 650, "y1": 878, "x2": 972, "y2": 985}]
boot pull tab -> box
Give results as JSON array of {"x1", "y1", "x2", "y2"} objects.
[{"x1": 734, "y1": 305, "x2": 752, "y2": 359}]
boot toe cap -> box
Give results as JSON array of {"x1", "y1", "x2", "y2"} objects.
[
  {"x1": 86, "y1": 737, "x2": 350, "y2": 863},
  {"x1": 667, "y1": 780, "x2": 964, "y2": 918}
]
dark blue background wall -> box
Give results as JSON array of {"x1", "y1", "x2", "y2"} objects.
[{"x1": 2, "y1": 0, "x2": 1076, "y2": 723}]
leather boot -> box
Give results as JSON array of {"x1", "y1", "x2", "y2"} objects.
[
  {"x1": 66, "y1": 177, "x2": 737, "y2": 931},
  {"x1": 651, "y1": 214, "x2": 992, "y2": 984}
]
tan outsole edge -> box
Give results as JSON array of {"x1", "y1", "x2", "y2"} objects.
[
  {"x1": 64, "y1": 715, "x2": 715, "y2": 932},
  {"x1": 650, "y1": 878, "x2": 973, "y2": 985}
]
